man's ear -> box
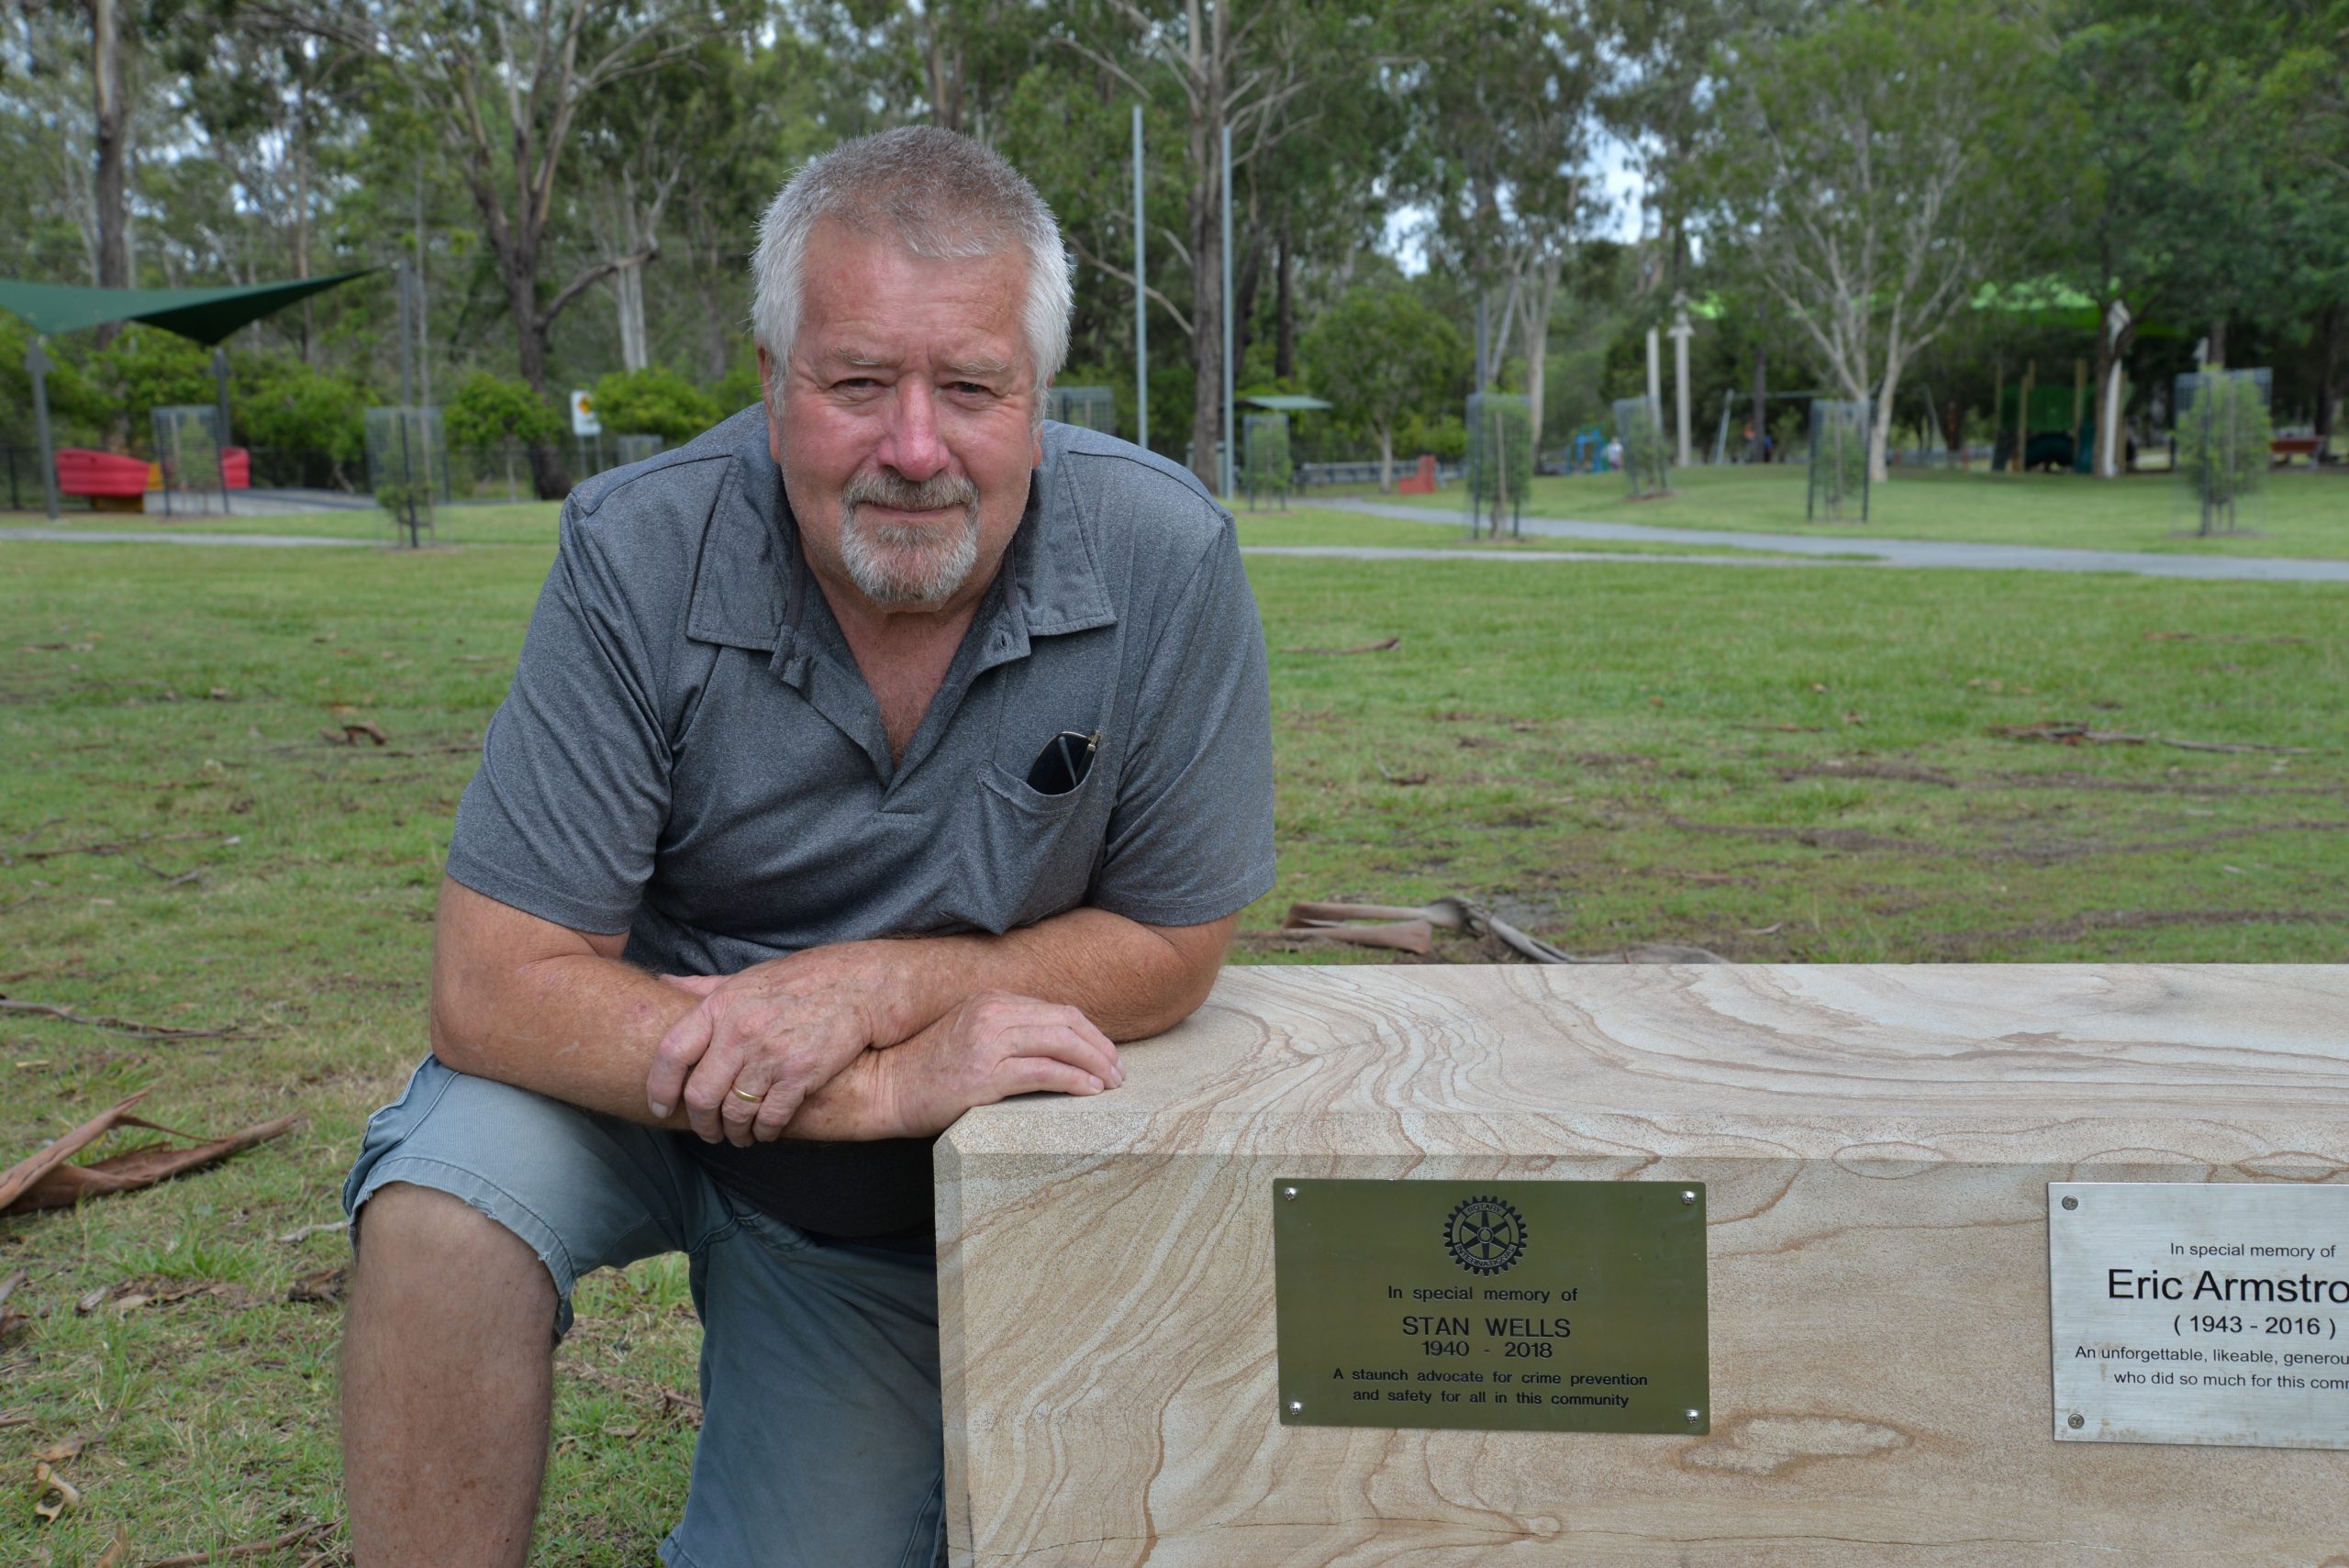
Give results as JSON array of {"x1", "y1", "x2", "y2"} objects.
[
  {"x1": 756, "y1": 344, "x2": 776, "y2": 402},
  {"x1": 1032, "y1": 378, "x2": 1051, "y2": 468}
]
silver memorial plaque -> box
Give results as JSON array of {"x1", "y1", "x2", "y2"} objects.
[{"x1": 2049, "y1": 1183, "x2": 2349, "y2": 1449}]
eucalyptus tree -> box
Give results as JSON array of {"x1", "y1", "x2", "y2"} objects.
[
  {"x1": 1691, "y1": 0, "x2": 2057, "y2": 482},
  {"x1": 1049, "y1": 0, "x2": 1352, "y2": 489},
  {"x1": 250, "y1": 0, "x2": 755, "y2": 496},
  {"x1": 1411, "y1": 0, "x2": 1604, "y2": 449}
]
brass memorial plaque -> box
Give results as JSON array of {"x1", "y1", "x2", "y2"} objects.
[{"x1": 1274, "y1": 1178, "x2": 1709, "y2": 1432}]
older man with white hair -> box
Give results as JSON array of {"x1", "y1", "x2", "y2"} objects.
[{"x1": 338, "y1": 128, "x2": 1274, "y2": 1566}]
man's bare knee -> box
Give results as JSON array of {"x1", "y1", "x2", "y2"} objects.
[{"x1": 351, "y1": 1181, "x2": 557, "y2": 1323}]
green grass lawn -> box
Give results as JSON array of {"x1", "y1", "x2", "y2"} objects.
[
  {"x1": 1328, "y1": 462, "x2": 2349, "y2": 557},
  {"x1": 3, "y1": 529, "x2": 2344, "y2": 1560}
]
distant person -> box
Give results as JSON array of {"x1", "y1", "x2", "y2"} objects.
[
  {"x1": 1604, "y1": 436, "x2": 1624, "y2": 471},
  {"x1": 338, "y1": 126, "x2": 1275, "y2": 1567}
]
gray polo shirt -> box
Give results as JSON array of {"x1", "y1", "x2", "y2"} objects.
[{"x1": 445, "y1": 406, "x2": 1275, "y2": 1238}]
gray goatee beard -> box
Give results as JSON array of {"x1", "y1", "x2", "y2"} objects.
[{"x1": 837, "y1": 470, "x2": 983, "y2": 606}]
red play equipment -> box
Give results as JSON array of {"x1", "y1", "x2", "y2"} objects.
[
  {"x1": 1394, "y1": 453, "x2": 1439, "y2": 495},
  {"x1": 54, "y1": 445, "x2": 249, "y2": 501}
]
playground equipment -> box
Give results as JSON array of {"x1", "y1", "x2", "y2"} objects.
[{"x1": 1992, "y1": 358, "x2": 2099, "y2": 474}]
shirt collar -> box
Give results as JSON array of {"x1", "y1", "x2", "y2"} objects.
[{"x1": 685, "y1": 408, "x2": 1116, "y2": 657}]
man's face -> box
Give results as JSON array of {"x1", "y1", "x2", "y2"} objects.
[{"x1": 763, "y1": 220, "x2": 1043, "y2": 617}]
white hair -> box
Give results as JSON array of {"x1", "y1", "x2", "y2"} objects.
[{"x1": 751, "y1": 127, "x2": 1074, "y2": 402}]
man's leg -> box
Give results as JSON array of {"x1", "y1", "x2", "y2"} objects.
[
  {"x1": 664, "y1": 1206, "x2": 945, "y2": 1568},
  {"x1": 340, "y1": 1056, "x2": 738, "y2": 1564},
  {"x1": 343, "y1": 1183, "x2": 553, "y2": 1566}
]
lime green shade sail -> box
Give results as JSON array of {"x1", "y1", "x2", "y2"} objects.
[{"x1": 0, "y1": 269, "x2": 374, "y2": 345}]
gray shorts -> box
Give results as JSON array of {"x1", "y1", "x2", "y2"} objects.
[{"x1": 343, "y1": 1056, "x2": 946, "y2": 1568}]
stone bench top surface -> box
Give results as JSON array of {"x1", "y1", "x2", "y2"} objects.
[{"x1": 941, "y1": 963, "x2": 2349, "y2": 1166}]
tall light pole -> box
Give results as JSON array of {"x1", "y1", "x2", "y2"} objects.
[
  {"x1": 1133, "y1": 104, "x2": 1148, "y2": 451},
  {"x1": 1220, "y1": 122, "x2": 1235, "y2": 498}
]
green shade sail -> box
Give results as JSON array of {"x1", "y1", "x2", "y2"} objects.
[
  {"x1": 1241, "y1": 394, "x2": 1332, "y2": 411},
  {"x1": 0, "y1": 269, "x2": 374, "y2": 344}
]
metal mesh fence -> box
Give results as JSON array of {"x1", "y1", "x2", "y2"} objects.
[
  {"x1": 2172, "y1": 369, "x2": 2271, "y2": 537},
  {"x1": 1806, "y1": 399, "x2": 1872, "y2": 522},
  {"x1": 1612, "y1": 395, "x2": 1669, "y2": 499},
  {"x1": 1465, "y1": 392, "x2": 1532, "y2": 538},
  {"x1": 617, "y1": 434, "x2": 665, "y2": 466},
  {"x1": 366, "y1": 406, "x2": 448, "y2": 547},
  {"x1": 1049, "y1": 385, "x2": 1118, "y2": 433},
  {"x1": 151, "y1": 406, "x2": 225, "y2": 517},
  {"x1": 1242, "y1": 413, "x2": 1291, "y2": 509}
]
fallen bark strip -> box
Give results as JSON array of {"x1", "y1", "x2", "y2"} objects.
[
  {"x1": 1282, "y1": 899, "x2": 1725, "y2": 965},
  {"x1": 138, "y1": 1520, "x2": 337, "y2": 1568},
  {"x1": 1282, "y1": 635, "x2": 1400, "y2": 655},
  {"x1": 0, "y1": 997, "x2": 251, "y2": 1040},
  {"x1": 1991, "y1": 721, "x2": 2312, "y2": 754},
  {"x1": 1, "y1": 1092, "x2": 300, "y2": 1218},
  {"x1": 4, "y1": 829, "x2": 217, "y2": 865}
]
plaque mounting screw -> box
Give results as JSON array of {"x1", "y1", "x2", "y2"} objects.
[
  {"x1": 1684, "y1": 1408, "x2": 1701, "y2": 1424},
  {"x1": 1681, "y1": 1190, "x2": 1697, "y2": 1206},
  {"x1": 1282, "y1": 1186, "x2": 1298, "y2": 1201},
  {"x1": 2067, "y1": 1412, "x2": 2085, "y2": 1429},
  {"x1": 1288, "y1": 1399, "x2": 1304, "y2": 1414},
  {"x1": 2061, "y1": 1195, "x2": 2078, "y2": 1211}
]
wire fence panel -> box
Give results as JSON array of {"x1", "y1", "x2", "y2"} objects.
[
  {"x1": 1806, "y1": 399, "x2": 1872, "y2": 522},
  {"x1": 1612, "y1": 395, "x2": 1670, "y2": 499},
  {"x1": 2172, "y1": 369, "x2": 2272, "y2": 538}
]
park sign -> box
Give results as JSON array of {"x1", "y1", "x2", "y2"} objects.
[{"x1": 570, "y1": 389, "x2": 601, "y2": 438}]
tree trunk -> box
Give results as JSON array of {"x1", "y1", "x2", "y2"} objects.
[
  {"x1": 1274, "y1": 228, "x2": 1295, "y2": 381},
  {"x1": 615, "y1": 261, "x2": 649, "y2": 371},
  {"x1": 1748, "y1": 306, "x2": 1768, "y2": 463},
  {"x1": 2093, "y1": 304, "x2": 2136, "y2": 480},
  {"x1": 90, "y1": 0, "x2": 132, "y2": 344},
  {"x1": 1233, "y1": 228, "x2": 1262, "y2": 385},
  {"x1": 2207, "y1": 317, "x2": 2226, "y2": 370},
  {"x1": 2313, "y1": 302, "x2": 2341, "y2": 446},
  {"x1": 1523, "y1": 257, "x2": 1557, "y2": 462},
  {"x1": 1376, "y1": 422, "x2": 1393, "y2": 492},
  {"x1": 1185, "y1": 5, "x2": 1225, "y2": 495},
  {"x1": 507, "y1": 263, "x2": 573, "y2": 498}
]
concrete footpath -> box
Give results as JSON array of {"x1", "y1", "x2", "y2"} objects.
[{"x1": 1319, "y1": 497, "x2": 2349, "y2": 583}]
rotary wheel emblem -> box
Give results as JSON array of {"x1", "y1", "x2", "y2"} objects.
[{"x1": 1443, "y1": 1195, "x2": 1528, "y2": 1275}]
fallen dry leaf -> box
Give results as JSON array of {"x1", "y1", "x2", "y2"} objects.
[
  {"x1": 94, "y1": 1525, "x2": 128, "y2": 1567},
  {"x1": 288, "y1": 1264, "x2": 349, "y2": 1307},
  {"x1": 32, "y1": 1436, "x2": 84, "y2": 1464},
  {"x1": 33, "y1": 1458, "x2": 81, "y2": 1520}
]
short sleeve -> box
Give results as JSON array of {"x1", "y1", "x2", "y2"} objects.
[
  {"x1": 444, "y1": 515, "x2": 675, "y2": 934},
  {"x1": 1090, "y1": 527, "x2": 1276, "y2": 927}
]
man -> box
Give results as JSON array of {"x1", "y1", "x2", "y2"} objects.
[{"x1": 339, "y1": 127, "x2": 1274, "y2": 1567}]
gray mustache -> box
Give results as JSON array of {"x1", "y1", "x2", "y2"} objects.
[{"x1": 840, "y1": 471, "x2": 979, "y2": 513}]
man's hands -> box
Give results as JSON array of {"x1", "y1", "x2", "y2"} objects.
[
  {"x1": 644, "y1": 947, "x2": 893, "y2": 1143},
  {"x1": 790, "y1": 992, "x2": 1126, "y2": 1142},
  {"x1": 645, "y1": 947, "x2": 1125, "y2": 1147}
]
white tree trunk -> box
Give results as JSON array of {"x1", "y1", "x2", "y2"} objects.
[
  {"x1": 614, "y1": 260, "x2": 649, "y2": 372},
  {"x1": 1376, "y1": 423, "x2": 1394, "y2": 492}
]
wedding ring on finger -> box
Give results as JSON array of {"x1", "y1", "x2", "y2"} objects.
[{"x1": 731, "y1": 1086, "x2": 763, "y2": 1104}]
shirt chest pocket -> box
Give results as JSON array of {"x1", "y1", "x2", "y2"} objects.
[{"x1": 961, "y1": 643, "x2": 1119, "y2": 930}]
